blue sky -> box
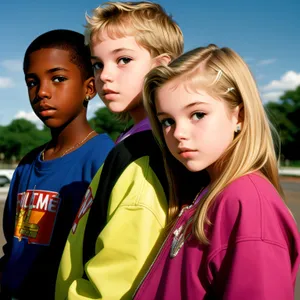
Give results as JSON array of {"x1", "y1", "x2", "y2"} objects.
[{"x1": 0, "y1": 0, "x2": 299, "y2": 128}]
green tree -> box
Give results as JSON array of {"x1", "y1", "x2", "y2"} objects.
[
  {"x1": 265, "y1": 85, "x2": 300, "y2": 160},
  {"x1": 89, "y1": 107, "x2": 131, "y2": 141},
  {"x1": 0, "y1": 119, "x2": 50, "y2": 161}
]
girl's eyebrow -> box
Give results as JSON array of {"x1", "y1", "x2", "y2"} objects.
[
  {"x1": 185, "y1": 101, "x2": 209, "y2": 109},
  {"x1": 156, "y1": 101, "x2": 209, "y2": 116}
]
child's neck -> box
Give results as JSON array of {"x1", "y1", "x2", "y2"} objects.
[
  {"x1": 130, "y1": 105, "x2": 147, "y2": 124},
  {"x1": 49, "y1": 121, "x2": 94, "y2": 151}
]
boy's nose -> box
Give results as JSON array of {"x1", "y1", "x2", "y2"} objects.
[
  {"x1": 37, "y1": 82, "x2": 51, "y2": 99},
  {"x1": 100, "y1": 67, "x2": 113, "y2": 83}
]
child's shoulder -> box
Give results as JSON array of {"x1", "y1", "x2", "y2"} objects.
[
  {"x1": 219, "y1": 172, "x2": 279, "y2": 203},
  {"x1": 211, "y1": 172, "x2": 284, "y2": 231},
  {"x1": 210, "y1": 173, "x2": 296, "y2": 247},
  {"x1": 18, "y1": 144, "x2": 45, "y2": 166}
]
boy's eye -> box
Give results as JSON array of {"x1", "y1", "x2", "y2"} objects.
[
  {"x1": 160, "y1": 118, "x2": 174, "y2": 127},
  {"x1": 118, "y1": 57, "x2": 132, "y2": 65},
  {"x1": 92, "y1": 62, "x2": 103, "y2": 71},
  {"x1": 26, "y1": 80, "x2": 37, "y2": 88},
  {"x1": 192, "y1": 112, "x2": 205, "y2": 120},
  {"x1": 53, "y1": 76, "x2": 67, "y2": 83}
]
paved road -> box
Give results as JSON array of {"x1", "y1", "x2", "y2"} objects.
[{"x1": 0, "y1": 177, "x2": 299, "y2": 297}]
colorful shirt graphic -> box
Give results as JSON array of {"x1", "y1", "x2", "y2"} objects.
[{"x1": 15, "y1": 189, "x2": 61, "y2": 245}]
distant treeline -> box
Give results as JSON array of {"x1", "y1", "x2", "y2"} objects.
[
  {"x1": 0, "y1": 107, "x2": 127, "y2": 162},
  {"x1": 1, "y1": 85, "x2": 300, "y2": 163}
]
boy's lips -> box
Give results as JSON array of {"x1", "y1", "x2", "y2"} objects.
[
  {"x1": 102, "y1": 88, "x2": 118, "y2": 96},
  {"x1": 38, "y1": 104, "x2": 56, "y2": 117},
  {"x1": 102, "y1": 89, "x2": 119, "y2": 100}
]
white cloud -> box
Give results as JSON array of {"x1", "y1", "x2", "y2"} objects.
[
  {"x1": 1, "y1": 59, "x2": 23, "y2": 72},
  {"x1": 261, "y1": 70, "x2": 300, "y2": 102},
  {"x1": 261, "y1": 91, "x2": 283, "y2": 102},
  {"x1": 263, "y1": 71, "x2": 300, "y2": 91},
  {"x1": 257, "y1": 59, "x2": 276, "y2": 66},
  {"x1": 0, "y1": 77, "x2": 15, "y2": 88},
  {"x1": 14, "y1": 111, "x2": 43, "y2": 129}
]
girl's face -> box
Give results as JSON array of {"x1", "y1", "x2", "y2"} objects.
[{"x1": 156, "y1": 80, "x2": 240, "y2": 181}]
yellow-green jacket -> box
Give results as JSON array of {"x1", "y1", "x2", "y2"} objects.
[{"x1": 55, "y1": 131, "x2": 168, "y2": 300}]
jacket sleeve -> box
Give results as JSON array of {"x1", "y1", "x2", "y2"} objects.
[
  {"x1": 58, "y1": 157, "x2": 168, "y2": 300},
  {"x1": 209, "y1": 240, "x2": 296, "y2": 300},
  {"x1": 69, "y1": 204, "x2": 166, "y2": 299}
]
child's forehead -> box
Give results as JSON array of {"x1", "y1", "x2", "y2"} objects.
[
  {"x1": 91, "y1": 28, "x2": 134, "y2": 44},
  {"x1": 90, "y1": 31, "x2": 150, "y2": 55},
  {"x1": 26, "y1": 48, "x2": 77, "y2": 71},
  {"x1": 29, "y1": 48, "x2": 71, "y2": 62}
]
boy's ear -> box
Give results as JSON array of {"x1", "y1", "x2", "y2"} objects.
[
  {"x1": 84, "y1": 77, "x2": 97, "y2": 101},
  {"x1": 152, "y1": 54, "x2": 171, "y2": 68}
]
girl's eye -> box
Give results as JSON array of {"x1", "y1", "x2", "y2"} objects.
[
  {"x1": 160, "y1": 118, "x2": 174, "y2": 127},
  {"x1": 26, "y1": 80, "x2": 36, "y2": 88},
  {"x1": 92, "y1": 62, "x2": 103, "y2": 71},
  {"x1": 118, "y1": 57, "x2": 132, "y2": 65},
  {"x1": 192, "y1": 112, "x2": 205, "y2": 120},
  {"x1": 53, "y1": 76, "x2": 67, "y2": 83}
]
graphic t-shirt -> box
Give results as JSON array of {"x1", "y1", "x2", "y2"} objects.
[{"x1": 0, "y1": 134, "x2": 114, "y2": 299}]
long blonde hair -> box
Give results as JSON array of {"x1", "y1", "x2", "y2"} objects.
[
  {"x1": 143, "y1": 44, "x2": 284, "y2": 244},
  {"x1": 85, "y1": 1, "x2": 184, "y2": 122}
]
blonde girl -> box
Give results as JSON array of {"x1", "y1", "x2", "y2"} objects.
[{"x1": 133, "y1": 44, "x2": 300, "y2": 300}]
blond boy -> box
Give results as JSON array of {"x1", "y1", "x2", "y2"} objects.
[{"x1": 56, "y1": 2, "x2": 183, "y2": 299}]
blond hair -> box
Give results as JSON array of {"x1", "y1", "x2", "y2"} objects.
[
  {"x1": 85, "y1": 1, "x2": 184, "y2": 122},
  {"x1": 143, "y1": 44, "x2": 285, "y2": 244}
]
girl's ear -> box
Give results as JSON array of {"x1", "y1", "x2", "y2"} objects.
[
  {"x1": 84, "y1": 77, "x2": 97, "y2": 101},
  {"x1": 237, "y1": 103, "x2": 244, "y2": 123},
  {"x1": 152, "y1": 54, "x2": 171, "y2": 68},
  {"x1": 233, "y1": 103, "x2": 244, "y2": 132}
]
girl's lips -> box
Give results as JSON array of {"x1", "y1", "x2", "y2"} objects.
[{"x1": 179, "y1": 150, "x2": 198, "y2": 159}]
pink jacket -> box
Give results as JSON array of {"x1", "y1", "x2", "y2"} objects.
[{"x1": 134, "y1": 173, "x2": 300, "y2": 299}]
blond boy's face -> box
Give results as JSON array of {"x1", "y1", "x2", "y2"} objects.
[{"x1": 90, "y1": 31, "x2": 155, "y2": 117}]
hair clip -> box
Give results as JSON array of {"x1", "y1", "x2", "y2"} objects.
[
  {"x1": 226, "y1": 87, "x2": 235, "y2": 94},
  {"x1": 211, "y1": 69, "x2": 223, "y2": 85},
  {"x1": 215, "y1": 70, "x2": 222, "y2": 82}
]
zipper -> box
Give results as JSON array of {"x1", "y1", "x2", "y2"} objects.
[{"x1": 132, "y1": 203, "x2": 194, "y2": 298}]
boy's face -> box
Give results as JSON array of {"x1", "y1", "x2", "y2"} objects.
[
  {"x1": 25, "y1": 48, "x2": 89, "y2": 128},
  {"x1": 90, "y1": 32, "x2": 155, "y2": 115}
]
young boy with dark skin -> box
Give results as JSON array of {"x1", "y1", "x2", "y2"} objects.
[{"x1": 0, "y1": 29, "x2": 114, "y2": 299}]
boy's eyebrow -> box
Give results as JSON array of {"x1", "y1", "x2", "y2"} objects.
[
  {"x1": 25, "y1": 67, "x2": 69, "y2": 78},
  {"x1": 46, "y1": 67, "x2": 69, "y2": 73},
  {"x1": 156, "y1": 101, "x2": 209, "y2": 116},
  {"x1": 112, "y1": 48, "x2": 135, "y2": 54},
  {"x1": 91, "y1": 48, "x2": 135, "y2": 60}
]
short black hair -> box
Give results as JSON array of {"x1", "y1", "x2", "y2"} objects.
[{"x1": 23, "y1": 29, "x2": 93, "y2": 80}]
